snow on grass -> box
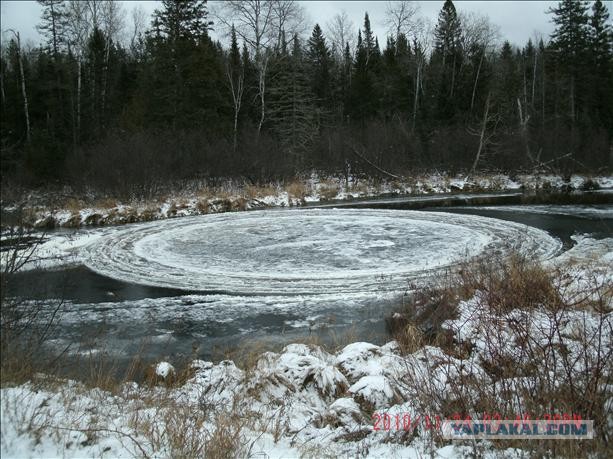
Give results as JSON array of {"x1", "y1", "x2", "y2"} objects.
[{"x1": 4, "y1": 172, "x2": 611, "y2": 229}]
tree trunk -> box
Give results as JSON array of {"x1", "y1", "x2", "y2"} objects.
[
  {"x1": 101, "y1": 34, "x2": 112, "y2": 128},
  {"x1": 450, "y1": 53, "x2": 457, "y2": 97},
  {"x1": 257, "y1": 58, "x2": 267, "y2": 136},
  {"x1": 517, "y1": 97, "x2": 532, "y2": 162},
  {"x1": 470, "y1": 51, "x2": 484, "y2": 111},
  {"x1": 412, "y1": 59, "x2": 421, "y2": 131},
  {"x1": 77, "y1": 58, "x2": 82, "y2": 138},
  {"x1": 541, "y1": 52, "x2": 545, "y2": 129},
  {"x1": 470, "y1": 92, "x2": 491, "y2": 175},
  {"x1": 227, "y1": 67, "x2": 244, "y2": 151},
  {"x1": 0, "y1": 66, "x2": 6, "y2": 108},
  {"x1": 15, "y1": 32, "x2": 31, "y2": 143},
  {"x1": 531, "y1": 48, "x2": 537, "y2": 107}
]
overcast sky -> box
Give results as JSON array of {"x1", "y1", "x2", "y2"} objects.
[{"x1": 1, "y1": 0, "x2": 560, "y2": 49}]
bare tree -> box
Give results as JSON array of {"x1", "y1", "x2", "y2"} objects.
[
  {"x1": 99, "y1": 0, "x2": 125, "y2": 119},
  {"x1": 129, "y1": 4, "x2": 147, "y2": 55},
  {"x1": 65, "y1": 1, "x2": 91, "y2": 141},
  {"x1": 385, "y1": 1, "x2": 421, "y2": 45},
  {"x1": 227, "y1": 26, "x2": 245, "y2": 151},
  {"x1": 0, "y1": 53, "x2": 6, "y2": 108},
  {"x1": 468, "y1": 91, "x2": 498, "y2": 175},
  {"x1": 326, "y1": 10, "x2": 355, "y2": 58},
  {"x1": 214, "y1": 0, "x2": 304, "y2": 136},
  {"x1": 8, "y1": 31, "x2": 30, "y2": 144},
  {"x1": 458, "y1": 12, "x2": 500, "y2": 111},
  {"x1": 270, "y1": 0, "x2": 307, "y2": 49}
]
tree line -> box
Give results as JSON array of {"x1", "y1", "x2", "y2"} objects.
[{"x1": 1, "y1": 0, "x2": 611, "y2": 195}]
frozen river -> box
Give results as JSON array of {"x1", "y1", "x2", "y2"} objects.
[{"x1": 8, "y1": 199, "x2": 613, "y2": 369}]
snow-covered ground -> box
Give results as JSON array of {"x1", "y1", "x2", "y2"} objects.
[
  {"x1": 2, "y1": 172, "x2": 611, "y2": 229},
  {"x1": 1, "y1": 235, "x2": 611, "y2": 458}
]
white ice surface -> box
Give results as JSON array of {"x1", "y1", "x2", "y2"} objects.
[
  {"x1": 79, "y1": 209, "x2": 561, "y2": 295},
  {"x1": 463, "y1": 204, "x2": 613, "y2": 219}
]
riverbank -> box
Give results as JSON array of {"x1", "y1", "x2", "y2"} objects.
[{"x1": 2, "y1": 172, "x2": 611, "y2": 229}]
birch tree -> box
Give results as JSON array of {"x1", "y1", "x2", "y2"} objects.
[
  {"x1": 9, "y1": 31, "x2": 31, "y2": 144},
  {"x1": 326, "y1": 11, "x2": 355, "y2": 59},
  {"x1": 227, "y1": 25, "x2": 245, "y2": 150},
  {"x1": 214, "y1": 0, "x2": 304, "y2": 136},
  {"x1": 65, "y1": 1, "x2": 91, "y2": 141},
  {"x1": 385, "y1": 0, "x2": 421, "y2": 48},
  {"x1": 458, "y1": 12, "x2": 499, "y2": 112},
  {"x1": 99, "y1": 0, "x2": 125, "y2": 119}
]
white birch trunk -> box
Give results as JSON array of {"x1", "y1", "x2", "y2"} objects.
[
  {"x1": 470, "y1": 92, "x2": 491, "y2": 175},
  {"x1": 14, "y1": 32, "x2": 31, "y2": 143}
]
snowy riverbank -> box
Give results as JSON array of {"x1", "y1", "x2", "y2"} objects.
[
  {"x1": 2, "y1": 172, "x2": 611, "y2": 229},
  {"x1": 1, "y1": 235, "x2": 611, "y2": 458}
]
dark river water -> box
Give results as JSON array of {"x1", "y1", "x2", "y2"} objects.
[{"x1": 8, "y1": 193, "x2": 613, "y2": 374}]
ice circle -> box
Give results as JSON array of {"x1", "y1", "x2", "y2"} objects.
[{"x1": 82, "y1": 209, "x2": 562, "y2": 295}]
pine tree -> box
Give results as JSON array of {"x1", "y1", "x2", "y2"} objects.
[
  {"x1": 587, "y1": 0, "x2": 613, "y2": 130},
  {"x1": 143, "y1": 0, "x2": 225, "y2": 130},
  {"x1": 37, "y1": 0, "x2": 68, "y2": 58},
  {"x1": 431, "y1": 0, "x2": 463, "y2": 120},
  {"x1": 362, "y1": 13, "x2": 376, "y2": 61},
  {"x1": 434, "y1": 0, "x2": 462, "y2": 69},
  {"x1": 548, "y1": 0, "x2": 590, "y2": 123},
  {"x1": 152, "y1": 0, "x2": 212, "y2": 43},
  {"x1": 347, "y1": 14, "x2": 381, "y2": 123},
  {"x1": 268, "y1": 34, "x2": 316, "y2": 161},
  {"x1": 381, "y1": 34, "x2": 411, "y2": 119},
  {"x1": 306, "y1": 24, "x2": 332, "y2": 108},
  {"x1": 589, "y1": 0, "x2": 613, "y2": 70},
  {"x1": 493, "y1": 41, "x2": 520, "y2": 124}
]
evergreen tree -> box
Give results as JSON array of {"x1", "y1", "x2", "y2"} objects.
[
  {"x1": 431, "y1": 0, "x2": 463, "y2": 120},
  {"x1": 142, "y1": 0, "x2": 226, "y2": 131},
  {"x1": 306, "y1": 24, "x2": 332, "y2": 107},
  {"x1": 381, "y1": 34, "x2": 411, "y2": 119},
  {"x1": 347, "y1": 14, "x2": 381, "y2": 123},
  {"x1": 151, "y1": 0, "x2": 212, "y2": 43},
  {"x1": 493, "y1": 41, "x2": 520, "y2": 124},
  {"x1": 433, "y1": 0, "x2": 462, "y2": 68},
  {"x1": 268, "y1": 34, "x2": 316, "y2": 161},
  {"x1": 589, "y1": 0, "x2": 613, "y2": 70},
  {"x1": 548, "y1": 0, "x2": 590, "y2": 123},
  {"x1": 37, "y1": 0, "x2": 68, "y2": 58},
  {"x1": 587, "y1": 0, "x2": 613, "y2": 130}
]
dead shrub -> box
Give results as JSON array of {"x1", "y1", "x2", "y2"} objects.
[
  {"x1": 196, "y1": 198, "x2": 209, "y2": 214},
  {"x1": 92, "y1": 197, "x2": 118, "y2": 209},
  {"x1": 319, "y1": 179, "x2": 340, "y2": 201},
  {"x1": 457, "y1": 252, "x2": 561, "y2": 312},
  {"x1": 63, "y1": 198, "x2": 84, "y2": 213},
  {"x1": 390, "y1": 252, "x2": 612, "y2": 457},
  {"x1": 244, "y1": 184, "x2": 277, "y2": 199},
  {"x1": 285, "y1": 180, "x2": 308, "y2": 200}
]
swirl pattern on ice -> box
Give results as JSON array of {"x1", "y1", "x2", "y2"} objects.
[{"x1": 82, "y1": 209, "x2": 561, "y2": 294}]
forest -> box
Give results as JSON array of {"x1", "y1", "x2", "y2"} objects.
[{"x1": 1, "y1": 0, "x2": 612, "y2": 196}]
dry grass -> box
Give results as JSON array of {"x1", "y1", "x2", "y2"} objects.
[
  {"x1": 388, "y1": 252, "x2": 613, "y2": 457},
  {"x1": 318, "y1": 179, "x2": 340, "y2": 201},
  {"x1": 92, "y1": 197, "x2": 118, "y2": 209},
  {"x1": 285, "y1": 180, "x2": 309, "y2": 200},
  {"x1": 213, "y1": 340, "x2": 279, "y2": 373},
  {"x1": 63, "y1": 198, "x2": 84, "y2": 212},
  {"x1": 196, "y1": 198, "x2": 209, "y2": 214},
  {"x1": 244, "y1": 184, "x2": 278, "y2": 200},
  {"x1": 349, "y1": 180, "x2": 369, "y2": 195}
]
